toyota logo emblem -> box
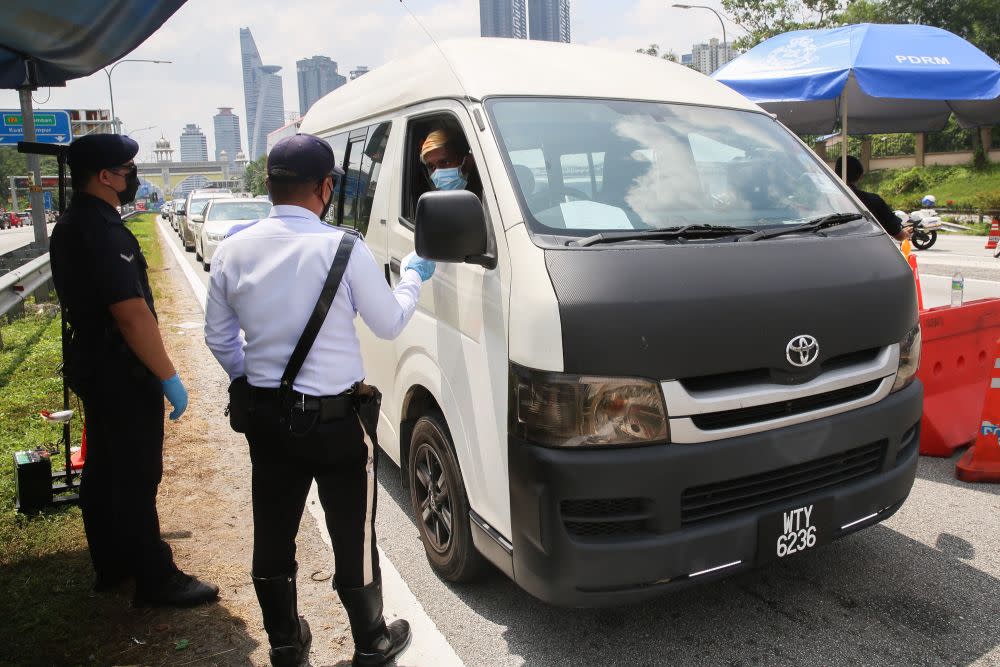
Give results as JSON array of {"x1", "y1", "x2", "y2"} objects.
[{"x1": 786, "y1": 335, "x2": 819, "y2": 367}]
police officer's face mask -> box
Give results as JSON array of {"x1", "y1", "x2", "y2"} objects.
[
  {"x1": 108, "y1": 166, "x2": 140, "y2": 206},
  {"x1": 318, "y1": 176, "x2": 335, "y2": 220}
]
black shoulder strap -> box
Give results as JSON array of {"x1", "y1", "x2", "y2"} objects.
[{"x1": 279, "y1": 231, "x2": 359, "y2": 397}]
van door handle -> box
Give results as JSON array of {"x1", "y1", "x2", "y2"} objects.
[
  {"x1": 379, "y1": 218, "x2": 386, "y2": 226},
  {"x1": 390, "y1": 258, "x2": 401, "y2": 275}
]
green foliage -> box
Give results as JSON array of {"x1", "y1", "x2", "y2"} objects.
[
  {"x1": 725, "y1": 0, "x2": 999, "y2": 60},
  {"x1": 244, "y1": 154, "x2": 267, "y2": 196},
  {"x1": 860, "y1": 163, "x2": 1000, "y2": 209},
  {"x1": 636, "y1": 44, "x2": 680, "y2": 62}
]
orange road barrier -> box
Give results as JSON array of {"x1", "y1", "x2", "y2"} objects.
[
  {"x1": 907, "y1": 253, "x2": 924, "y2": 311},
  {"x1": 69, "y1": 424, "x2": 86, "y2": 472},
  {"x1": 917, "y1": 299, "x2": 1000, "y2": 457},
  {"x1": 986, "y1": 218, "x2": 1000, "y2": 250},
  {"x1": 956, "y1": 341, "x2": 1000, "y2": 483}
]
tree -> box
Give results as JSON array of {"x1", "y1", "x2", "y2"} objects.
[
  {"x1": 0, "y1": 147, "x2": 59, "y2": 205},
  {"x1": 243, "y1": 154, "x2": 266, "y2": 196},
  {"x1": 636, "y1": 44, "x2": 680, "y2": 63},
  {"x1": 721, "y1": 0, "x2": 847, "y2": 50}
]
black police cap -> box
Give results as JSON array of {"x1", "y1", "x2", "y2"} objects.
[
  {"x1": 267, "y1": 133, "x2": 344, "y2": 182},
  {"x1": 67, "y1": 133, "x2": 139, "y2": 170}
]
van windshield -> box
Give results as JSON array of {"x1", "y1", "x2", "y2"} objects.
[{"x1": 486, "y1": 98, "x2": 870, "y2": 239}]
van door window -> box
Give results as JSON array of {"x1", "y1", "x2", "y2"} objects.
[
  {"x1": 341, "y1": 131, "x2": 369, "y2": 230},
  {"x1": 402, "y1": 114, "x2": 483, "y2": 224},
  {"x1": 357, "y1": 122, "x2": 391, "y2": 236},
  {"x1": 323, "y1": 132, "x2": 349, "y2": 225}
]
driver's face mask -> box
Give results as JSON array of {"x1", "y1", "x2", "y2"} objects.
[{"x1": 430, "y1": 166, "x2": 467, "y2": 191}]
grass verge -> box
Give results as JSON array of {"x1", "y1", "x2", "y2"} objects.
[{"x1": 0, "y1": 212, "x2": 166, "y2": 665}]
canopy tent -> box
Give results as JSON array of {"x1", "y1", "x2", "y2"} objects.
[
  {"x1": 0, "y1": 1, "x2": 185, "y2": 88},
  {"x1": 713, "y1": 24, "x2": 1000, "y2": 179}
]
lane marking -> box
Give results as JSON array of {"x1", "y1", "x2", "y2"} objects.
[
  {"x1": 307, "y1": 486, "x2": 465, "y2": 667},
  {"x1": 157, "y1": 219, "x2": 462, "y2": 665},
  {"x1": 157, "y1": 218, "x2": 206, "y2": 309}
]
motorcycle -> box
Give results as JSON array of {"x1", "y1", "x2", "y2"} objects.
[{"x1": 895, "y1": 208, "x2": 942, "y2": 250}]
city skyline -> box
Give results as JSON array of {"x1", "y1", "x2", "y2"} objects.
[
  {"x1": 0, "y1": 1, "x2": 736, "y2": 162},
  {"x1": 528, "y1": 0, "x2": 571, "y2": 43},
  {"x1": 480, "y1": 0, "x2": 527, "y2": 39},
  {"x1": 213, "y1": 107, "x2": 242, "y2": 164}
]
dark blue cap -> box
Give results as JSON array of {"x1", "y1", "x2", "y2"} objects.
[
  {"x1": 67, "y1": 133, "x2": 139, "y2": 170},
  {"x1": 267, "y1": 133, "x2": 344, "y2": 182}
]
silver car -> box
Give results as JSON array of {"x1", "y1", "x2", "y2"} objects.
[
  {"x1": 182, "y1": 191, "x2": 231, "y2": 252},
  {"x1": 197, "y1": 198, "x2": 272, "y2": 271}
]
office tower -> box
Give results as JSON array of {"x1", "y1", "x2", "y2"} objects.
[
  {"x1": 213, "y1": 107, "x2": 242, "y2": 164},
  {"x1": 691, "y1": 38, "x2": 737, "y2": 75},
  {"x1": 240, "y1": 27, "x2": 286, "y2": 159},
  {"x1": 179, "y1": 124, "x2": 208, "y2": 162},
  {"x1": 480, "y1": 0, "x2": 527, "y2": 39},
  {"x1": 297, "y1": 56, "x2": 347, "y2": 116},
  {"x1": 528, "y1": 0, "x2": 570, "y2": 43},
  {"x1": 350, "y1": 66, "x2": 371, "y2": 80}
]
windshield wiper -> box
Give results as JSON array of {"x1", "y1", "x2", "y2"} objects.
[
  {"x1": 570, "y1": 224, "x2": 755, "y2": 248},
  {"x1": 737, "y1": 213, "x2": 864, "y2": 243}
]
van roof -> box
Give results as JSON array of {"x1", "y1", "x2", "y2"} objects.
[{"x1": 300, "y1": 38, "x2": 762, "y2": 135}]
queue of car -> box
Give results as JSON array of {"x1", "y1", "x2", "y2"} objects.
[{"x1": 168, "y1": 189, "x2": 269, "y2": 271}]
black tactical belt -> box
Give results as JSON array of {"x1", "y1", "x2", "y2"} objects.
[{"x1": 251, "y1": 386, "x2": 354, "y2": 422}]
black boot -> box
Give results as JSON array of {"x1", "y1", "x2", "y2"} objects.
[
  {"x1": 252, "y1": 568, "x2": 313, "y2": 667},
  {"x1": 338, "y1": 579, "x2": 411, "y2": 667}
]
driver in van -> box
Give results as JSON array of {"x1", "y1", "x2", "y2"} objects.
[
  {"x1": 420, "y1": 129, "x2": 483, "y2": 199},
  {"x1": 836, "y1": 155, "x2": 910, "y2": 242}
]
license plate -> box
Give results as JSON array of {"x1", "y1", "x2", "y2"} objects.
[{"x1": 756, "y1": 499, "x2": 834, "y2": 563}]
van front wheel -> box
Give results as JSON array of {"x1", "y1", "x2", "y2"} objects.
[{"x1": 408, "y1": 413, "x2": 485, "y2": 583}]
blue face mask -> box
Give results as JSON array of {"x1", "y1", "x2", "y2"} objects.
[{"x1": 431, "y1": 167, "x2": 467, "y2": 191}]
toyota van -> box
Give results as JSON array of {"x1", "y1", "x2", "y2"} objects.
[{"x1": 298, "y1": 38, "x2": 922, "y2": 606}]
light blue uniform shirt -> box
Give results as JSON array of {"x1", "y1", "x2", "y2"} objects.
[{"x1": 204, "y1": 205, "x2": 422, "y2": 396}]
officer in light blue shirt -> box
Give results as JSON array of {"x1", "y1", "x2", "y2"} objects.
[{"x1": 205, "y1": 134, "x2": 432, "y2": 667}]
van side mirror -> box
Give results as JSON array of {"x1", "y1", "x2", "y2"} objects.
[
  {"x1": 191, "y1": 214, "x2": 204, "y2": 223},
  {"x1": 414, "y1": 191, "x2": 495, "y2": 268}
]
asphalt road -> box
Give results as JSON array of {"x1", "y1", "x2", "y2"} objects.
[
  {"x1": 0, "y1": 223, "x2": 53, "y2": 255},
  {"x1": 160, "y1": 220, "x2": 1000, "y2": 667}
]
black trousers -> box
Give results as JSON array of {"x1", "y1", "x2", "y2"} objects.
[
  {"x1": 76, "y1": 358, "x2": 176, "y2": 590},
  {"x1": 246, "y1": 396, "x2": 380, "y2": 590}
]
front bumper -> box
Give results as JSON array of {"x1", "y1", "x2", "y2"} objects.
[
  {"x1": 507, "y1": 380, "x2": 922, "y2": 607},
  {"x1": 202, "y1": 236, "x2": 221, "y2": 263}
]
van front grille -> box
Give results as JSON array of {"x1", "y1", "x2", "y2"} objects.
[
  {"x1": 680, "y1": 441, "x2": 886, "y2": 525},
  {"x1": 690, "y1": 380, "x2": 883, "y2": 431}
]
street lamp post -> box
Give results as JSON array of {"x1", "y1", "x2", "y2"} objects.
[
  {"x1": 103, "y1": 59, "x2": 171, "y2": 134},
  {"x1": 672, "y1": 4, "x2": 727, "y2": 47}
]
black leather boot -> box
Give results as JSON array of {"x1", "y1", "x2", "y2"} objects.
[
  {"x1": 337, "y1": 579, "x2": 411, "y2": 667},
  {"x1": 252, "y1": 568, "x2": 313, "y2": 667}
]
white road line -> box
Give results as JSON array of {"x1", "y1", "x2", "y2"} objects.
[
  {"x1": 156, "y1": 219, "x2": 462, "y2": 666},
  {"x1": 306, "y1": 486, "x2": 465, "y2": 667},
  {"x1": 157, "y1": 218, "x2": 206, "y2": 309}
]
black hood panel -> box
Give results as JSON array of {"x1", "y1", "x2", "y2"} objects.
[{"x1": 545, "y1": 234, "x2": 917, "y2": 381}]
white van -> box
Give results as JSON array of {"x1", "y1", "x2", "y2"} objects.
[{"x1": 299, "y1": 39, "x2": 922, "y2": 606}]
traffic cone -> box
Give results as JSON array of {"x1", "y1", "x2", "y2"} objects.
[
  {"x1": 956, "y1": 340, "x2": 1000, "y2": 483},
  {"x1": 985, "y1": 217, "x2": 1000, "y2": 250},
  {"x1": 69, "y1": 423, "x2": 86, "y2": 471},
  {"x1": 907, "y1": 253, "x2": 924, "y2": 311}
]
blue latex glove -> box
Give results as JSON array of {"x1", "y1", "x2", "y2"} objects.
[
  {"x1": 162, "y1": 373, "x2": 189, "y2": 421},
  {"x1": 403, "y1": 251, "x2": 436, "y2": 281}
]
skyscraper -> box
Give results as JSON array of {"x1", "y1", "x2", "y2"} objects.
[
  {"x1": 480, "y1": 0, "x2": 527, "y2": 39},
  {"x1": 297, "y1": 56, "x2": 347, "y2": 116},
  {"x1": 528, "y1": 0, "x2": 571, "y2": 43},
  {"x1": 691, "y1": 38, "x2": 737, "y2": 75},
  {"x1": 179, "y1": 124, "x2": 208, "y2": 162},
  {"x1": 350, "y1": 66, "x2": 371, "y2": 80},
  {"x1": 240, "y1": 27, "x2": 286, "y2": 159},
  {"x1": 213, "y1": 107, "x2": 242, "y2": 164}
]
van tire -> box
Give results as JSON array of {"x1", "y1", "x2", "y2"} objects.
[{"x1": 408, "y1": 412, "x2": 486, "y2": 583}]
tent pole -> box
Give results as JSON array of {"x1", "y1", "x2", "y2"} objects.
[{"x1": 841, "y1": 90, "x2": 848, "y2": 182}]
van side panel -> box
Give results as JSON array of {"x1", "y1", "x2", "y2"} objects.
[{"x1": 506, "y1": 223, "x2": 564, "y2": 373}]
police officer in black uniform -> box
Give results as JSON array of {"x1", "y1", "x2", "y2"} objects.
[{"x1": 50, "y1": 134, "x2": 218, "y2": 606}]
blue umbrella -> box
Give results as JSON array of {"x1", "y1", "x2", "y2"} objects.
[
  {"x1": 714, "y1": 24, "x2": 1000, "y2": 179},
  {"x1": 0, "y1": 1, "x2": 186, "y2": 88}
]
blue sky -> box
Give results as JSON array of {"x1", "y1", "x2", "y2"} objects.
[{"x1": 0, "y1": 0, "x2": 735, "y2": 161}]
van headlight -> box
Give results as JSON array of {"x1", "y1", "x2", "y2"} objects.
[
  {"x1": 510, "y1": 364, "x2": 668, "y2": 447},
  {"x1": 891, "y1": 324, "x2": 921, "y2": 393}
]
